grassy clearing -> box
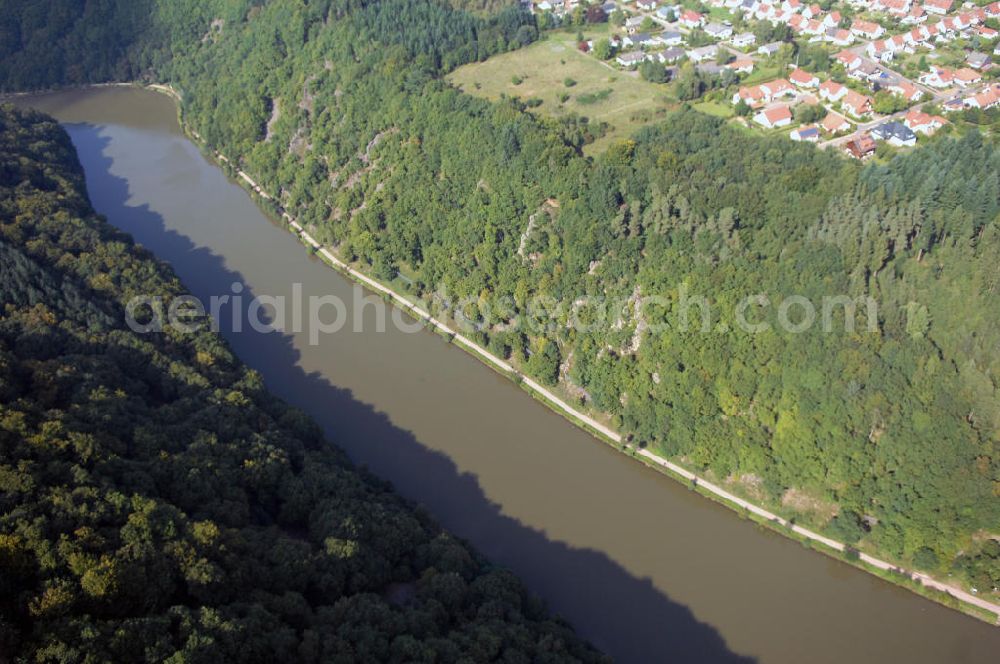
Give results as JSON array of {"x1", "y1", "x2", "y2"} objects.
[
  {"x1": 707, "y1": 6, "x2": 735, "y2": 21},
  {"x1": 448, "y1": 29, "x2": 674, "y2": 154},
  {"x1": 742, "y1": 64, "x2": 782, "y2": 85},
  {"x1": 693, "y1": 100, "x2": 735, "y2": 118}
]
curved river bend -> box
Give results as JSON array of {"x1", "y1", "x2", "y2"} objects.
[{"x1": 14, "y1": 88, "x2": 1000, "y2": 664}]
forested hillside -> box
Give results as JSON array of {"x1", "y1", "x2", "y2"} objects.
[
  {"x1": 0, "y1": 104, "x2": 606, "y2": 662},
  {"x1": 0, "y1": 0, "x2": 997, "y2": 595}
]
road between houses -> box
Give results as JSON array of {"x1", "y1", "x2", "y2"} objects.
[
  {"x1": 135, "y1": 81, "x2": 1000, "y2": 626},
  {"x1": 621, "y1": 8, "x2": 972, "y2": 152}
]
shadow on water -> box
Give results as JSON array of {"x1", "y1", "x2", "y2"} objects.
[{"x1": 65, "y1": 122, "x2": 757, "y2": 664}]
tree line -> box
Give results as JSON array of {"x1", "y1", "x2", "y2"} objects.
[
  {"x1": 0, "y1": 0, "x2": 997, "y2": 597},
  {"x1": 0, "y1": 103, "x2": 607, "y2": 662}
]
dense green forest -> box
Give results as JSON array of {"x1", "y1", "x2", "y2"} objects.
[
  {"x1": 0, "y1": 0, "x2": 997, "y2": 594},
  {"x1": 0, "y1": 104, "x2": 607, "y2": 661}
]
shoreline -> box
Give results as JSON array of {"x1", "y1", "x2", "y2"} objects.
[{"x1": 40, "y1": 81, "x2": 1000, "y2": 626}]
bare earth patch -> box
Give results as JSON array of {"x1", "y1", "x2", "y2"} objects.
[{"x1": 782, "y1": 488, "x2": 839, "y2": 523}]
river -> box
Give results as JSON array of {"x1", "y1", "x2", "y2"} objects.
[{"x1": 12, "y1": 87, "x2": 1000, "y2": 663}]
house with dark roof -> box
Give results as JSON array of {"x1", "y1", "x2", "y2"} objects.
[
  {"x1": 790, "y1": 125, "x2": 821, "y2": 141},
  {"x1": 705, "y1": 22, "x2": 734, "y2": 39},
  {"x1": 656, "y1": 47, "x2": 687, "y2": 63},
  {"x1": 967, "y1": 52, "x2": 992, "y2": 70},
  {"x1": 871, "y1": 121, "x2": 917, "y2": 146},
  {"x1": 687, "y1": 44, "x2": 719, "y2": 62},
  {"x1": 623, "y1": 32, "x2": 654, "y2": 48},
  {"x1": 657, "y1": 31, "x2": 685, "y2": 46},
  {"x1": 757, "y1": 41, "x2": 783, "y2": 56}
]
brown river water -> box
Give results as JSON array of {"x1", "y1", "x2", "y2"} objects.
[{"x1": 12, "y1": 87, "x2": 1000, "y2": 663}]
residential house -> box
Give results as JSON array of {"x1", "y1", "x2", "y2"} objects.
[
  {"x1": 688, "y1": 44, "x2": 719, "y2": 61},
  {"x1": 658, "y1": 31, "x2": 685, "y2": 46},
  {"x1": 842, "y1": 89, "x2": 873, "y2": 117},
  {"x1": 616, "y1": 51, "x2": 649, "y2": 67},
  {"x1": 967, "y1": 52, "x2": 992, "y2": 70},
  {"x1": 919, "y1": 67, "x2": 955, "y2": 88},
  {"x1": 753, "y1": 3, "x2": 776, "y2": 21},
  {"x1": 867, "y1": 40, "x2": 895, "y2": 63},
  {"x1": 965, "y1": 87, "x2": 1000, "y2": 109},
  {"x1": 955, "y1": 67, "x2": 983, "y2": 87},
  {"x1": 887, "y1": 80, "x2": 923, "y2": 102},
  {"x1": 704, "y1": 22, "x2": 734, "y2": 39},
  {"x1": 657, "y1": 47, "x2": 687, "y2": 62},
  {"x1": 835, "y1": 49, "x2": 862, "y2": 71},
  {"x1": 757, "y1": 41, "x2": 784, "y2": 56},
  {"x1": 760, "y1": 78, "x2": 796, "y2": 99},
  {"x1": 731, "y1": 32, "x2": 756, "y2": 48},
  {"x1": 790, "y1": 125, "x2": 821, "y2": 141},
  {"x1": 822, "y1": 110, "x2": 852, "y2": 133},
  {"x1": 802, "y1": 19, "x2": 826, "y2": 36},
  {"x1": 789, "y1": 68, "x2": 820, "y2": 87},
  {"x1": 871, "y1": 121, "x2": 917, "y2": 146},
  {"x1": 848, "y1": 61, "x2": 880, "y2": 82},
  {"x1": 977, "y1": 26, "x2": 999, "y2": 41},
  {"x1": 679, "y1": 9, "x2": 705, "y2": 27},
  {"x1": 826, "y1": 28, "x2": 854, "y2": 46},
  {"x1": 625, "y1": 17, "x2": 646, "y2": 33},
  {"x1": 851, "y1": 19, "x2": 885, "y2": 39},
  {"x1": 923, "y1": 0, "x2": 953, "y2": 14},
  {"x1": 942, "y1": 96, "x2": 966, "y2": 112},
  {"x1": 887, "y1": 34, "x2": 912, "y2": 54},
  {"x1": 754, "y1": 104, "x2": 793, "y2": 127},
  {"x1": 904, "y1": 26, "x2": 929, "y2": 47},
  {"x1": 697, "y1": 62, "x2": 727, "y2": 76},
  {"x1": 903, "y1": 109, "x2": 946, "y2": 134},
  {"x1": 819, "y1": 79, "x2": 848, "y2": 102},
  {"x1": 902, "y1": 6, "x2": 927, "y2": 24},
  {"x1": 637, "y1": 0, "x2": 658, "y2": 9},
  {"x1": 802, "y1": 3, "x2": 822, "y2": 18},
  {"x1": 845, "y1": 133, "x2": 877, "y2": 158},
  {"x1": 899, "y1": 7, "x2": 927, "y2": 25},
  {"x1": 734, "y1": 85, "x2": 767, "y2": 105},
  {"x1": 623, "y1": 32, "x2": 654, "y2": 47},
  {"x1": 878, "y1": 0, "x2": 913, "y2": 16},
  {"x1": 728, "y1": 58, "x2": 755, "y2": 73}
]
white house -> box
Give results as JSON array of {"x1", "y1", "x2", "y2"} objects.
[
  {"x1": 851, "y1": 19, "x2": 885, "y2": 40},
  {"x1": 616, "y1": 52, "x2": 648, "y2": 67},
  {"x1": 790, "y1": 125, "x2": 821, "y2": 141},
  {"x1": 754, "y1": 104, "x2": 793, "y2": 127},
  {"x1": 871, "y1": 121, "x2": 917, "y2": 146},
  {"x1": 687, "y1": 45, "x2": 718, "y2": 62},
  {"x1": 705, "y1": 22, "x2": 734, "y2": 39},
  {"x1": 789, "y1": 68, "x2": 820, "y2": 87},
  {"x1": 819, "y1": 80, "x2": 848, "y2": 102}
]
